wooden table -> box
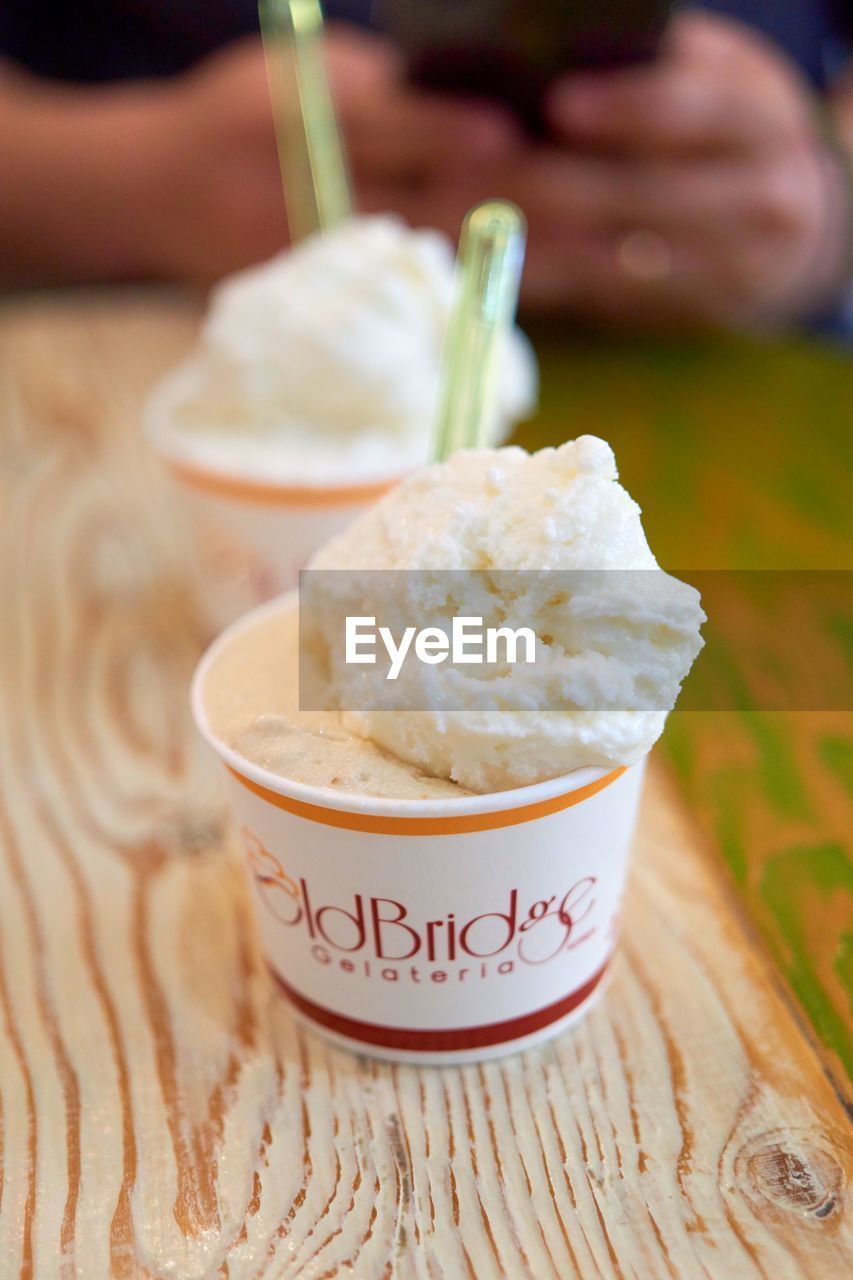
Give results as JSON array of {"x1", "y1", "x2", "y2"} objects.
[
  {"x1": 1, "y1": 294, "x2": 851, "y2": 1279},
  {"x1": 518, "y1": 325, "x2": 853, "y2": 1096}
]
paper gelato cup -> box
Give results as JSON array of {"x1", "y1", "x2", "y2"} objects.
[
  {"x1": 164, "y1": 459, "x2": 394, "y2": 633},
  {"x1": 192, "y1": 600, "x2": 648, "y2": 1064},
  {"x1": 144, "y1": 398, "x2": 398, "y2": 632}
]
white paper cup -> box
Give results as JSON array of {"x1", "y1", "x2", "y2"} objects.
[
  {"x1": 143, "y1": 394, "x2": 398, "y2": 632},
  {"x1": 192, "y1": 599, "x2": 648, "y2": 1064},
  {"x1": 162, "y1": 460, "x2": 395, "y2": 633}
]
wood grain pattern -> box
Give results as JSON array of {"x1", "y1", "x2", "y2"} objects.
[{"x1": 1, "y1": 295, "x2": 852, "y2": 1278}]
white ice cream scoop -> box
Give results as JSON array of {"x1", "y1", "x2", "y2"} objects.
[{"x1": 307, "y1": 437, "x2": 705, "y2": 792}]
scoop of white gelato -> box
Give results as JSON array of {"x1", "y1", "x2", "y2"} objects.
[
  {"x1": 144, "y1": 216, "x2": 537, "y2": 483},
  {"x1": 307, "y1": 437, "x2": 705, "y2": 791}
]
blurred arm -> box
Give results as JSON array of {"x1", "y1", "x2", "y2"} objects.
[
  {"x1": 0, "y1": 29, "x2": 519, "y2": 289},
  {"x1": 0, "y1": 62, "x2": 170, "y2": 284}
]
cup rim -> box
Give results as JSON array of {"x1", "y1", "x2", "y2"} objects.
[
  {"x1": 191, "y1": 591, "x2": 627, "y2": 821},
  {"x1": 143, "y1": 368, "x2": 412, "y2": 500}
]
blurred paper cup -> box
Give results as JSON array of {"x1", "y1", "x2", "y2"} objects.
[
  {"x1": 192, "y1": 597, "x2": 647, "y2": 1064},
  {"x1": 144, "y1": 393, "x2": 396, "y2": 631}
]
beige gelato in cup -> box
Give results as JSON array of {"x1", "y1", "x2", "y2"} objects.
[
  {"x1": 145, "y1": 216, "x2": 537, "y2": 631},
  {"x1": 192, "y1": 439, "x2": 703, "y2": 1063}
]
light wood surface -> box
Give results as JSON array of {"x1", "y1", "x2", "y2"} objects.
[{"x1": 1, "y1": 295, "x2": 851, "y2": 1279}]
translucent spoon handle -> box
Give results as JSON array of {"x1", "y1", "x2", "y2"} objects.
[
  {"x1": 432, "y1": 201, "x2": 527, "y2": 462},
  {"x1": 260, "y1": 0, "x2": 352, "y2": 242}
]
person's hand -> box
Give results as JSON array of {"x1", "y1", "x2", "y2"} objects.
[
  {"x1": 507, "y1": 12, "x2": 852, "y2": 325},
  {"x1": 144, "y1": 30, "x2": 520, "y2": 284},
  {"x1": 137, "y1": 38, "x2": 287, "y2": 283},
  {"x1": 325, "y1": 27, "x2": 521, "y2": 210}
]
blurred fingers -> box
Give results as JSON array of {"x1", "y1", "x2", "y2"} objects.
[
  {"x1": 547, "y1": 12, "x2": 812, "y2": 157},
  {"x1": 548, "y1": 71, "x2": 803, "y2": 157},
  {"x1": 491, "y1": 148, "x2": 828, "y2": 249},
  {"x1": 327, "y1": 28, "x2": 521, "y2": 183},
  {"x1": 345, "y1": 90, "x2": 521, "y2": 184}
]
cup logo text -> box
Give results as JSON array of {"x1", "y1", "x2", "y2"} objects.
[{"x1": 242, "y1": 829, "x2": 601, "y2": 985}]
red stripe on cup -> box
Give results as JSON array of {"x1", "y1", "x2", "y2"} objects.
[{"x1": 268, "y1": 962, "x2": 609, "y2": 1053}]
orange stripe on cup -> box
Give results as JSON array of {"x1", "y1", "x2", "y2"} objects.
[
  {"x1": 168, "y1": 458, "x2": 397, "y2": 507},
  {"x1": 227, "y1": 765, "x2": 626, "y2": 835}
]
